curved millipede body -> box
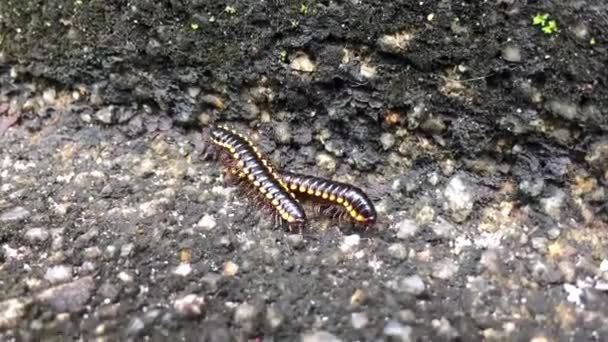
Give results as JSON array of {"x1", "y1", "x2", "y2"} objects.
[
  {"x1": 209, "y1": 125, "x2": 307, "y2": 229},
  {"x1": 280, "y1": 172, "x2": 377, "y2": 227}
]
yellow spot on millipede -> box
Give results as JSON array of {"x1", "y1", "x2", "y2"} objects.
[
  {"x1": 307, "y1": 188, "x2": 314, "y2": 195},
  {"x1": 281, "y1": 212, "x2": 290, "y2": 221},
  {"x1": 290, "y1": 183, "x2": 298, "y2": 190},
  {"x1": 322, "y1": 192, "x2": 329, "y2": 199},
  {"x1": 265, "y1": 192, "x2": 273, "y2": 199},
  {"x1": 336, "y1": 197, "x2": 344, "y2": 204},
  {"x1": 299, "y1": 185, "x2": 306, "y2": 192},
  {"x1": 329, "y1": 194, "x2": 336, "y2": 201}
]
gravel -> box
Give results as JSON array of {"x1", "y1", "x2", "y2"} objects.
[
  {"x1": 36, "y1": 277, "x2": 95, "y2": 312},
  {"x1": 1, "y1": 3, "x2": 607, "y2": 340},
  {"x1": 0, "y1": 207, "x2": 30, "y2": 223},
  {"x1": 398, "y1": 274, "x2": 426, "y2": 296},
  {"x1": 443, "y1": 175, "x2": 475, "y2": 222}
]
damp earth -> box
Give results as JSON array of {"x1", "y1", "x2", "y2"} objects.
[{"x1": 1, "y1": 1, "x2": 608, "y2": 341}]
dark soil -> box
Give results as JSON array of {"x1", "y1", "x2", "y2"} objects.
[{"x1": 1, "y1": 0, "x2": 608, "y2": 341}]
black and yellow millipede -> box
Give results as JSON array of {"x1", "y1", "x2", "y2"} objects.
[
  {"x1": 207, "y1": 124, "x2": 307, "y2": 231},
  {"x1": 205, "y1": 123, "x2": 377, "y2": 231}
]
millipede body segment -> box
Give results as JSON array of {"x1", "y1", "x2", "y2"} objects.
[
  {"x1": 280, "y1": 172, "x2": 377, "y2": 226},
  {"x1": 209, "y1": 125, "x2": 307, "y2": 228}
]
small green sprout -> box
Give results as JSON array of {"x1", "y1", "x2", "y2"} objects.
[
  {"x1": 190, "y1": 23, "x2": 199, "y2": 30},
  {"x1": 541, "y1": 20, "x2": 558, "y2": 34},
  {"x1": 225, "y1": 6, "x2": 236, "y2": 14},
  {"x1": 209, "y1": 16, "x2": 216, "y2": 23},
  {"x1": 300, "y1": 3, "x2": 308, "y2": 15},
  {"x1": 532, "y1": 13, "x2": 549, "y2": 26},
  {"x1": 280, "y1": 50, "x2": 288, "y2": 62},
  {"x1": 532, "y1": 13, "x2": 558, "y2": 35},
  {"x1": 75, "y1": 0, "x2": 83, "y2": 5},
  {"x1": 590, "y1": 37, "x2": 597, "y2": 46}
]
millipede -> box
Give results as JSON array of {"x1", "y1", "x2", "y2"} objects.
[
  {"x1": 280, "y1": 172, "x2": 377, "y2": 227},
  {"x1": 207, "y1": 124, "x2": 307, "y2": 230}
]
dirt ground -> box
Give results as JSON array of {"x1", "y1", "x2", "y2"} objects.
[{"x1": 1, "y1": 0, "x2": 608, "y2": 341}]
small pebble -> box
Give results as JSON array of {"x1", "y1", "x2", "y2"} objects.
[
  {"x1": 0, "y1": 207, "x2": 31, "y2": 223},
  {"x1": 286, "y1": 234, "x2": 304, "y2": 249},
  {"x1": 118, "y1": 271, "x2": 134, "y2": 283},
  {"x1": 274, "y1": 122, "x2": 291, "y2": 144},
  {"x1": 24, "y1": 227, "x2": 49, "y2": 243},
  {"x1": 44, "y1": 265, "x2": 73, "y2": 284},
  {"x1": 540, "y1": 189, "x2": 566, "y2": 220},
  {"x1": 398, "y1": 309, "x2": 416, "y2": 323},
  {"x1": 432, "y1": 259, "x2": 459, "y2": 280},
  {"x1": 95, "y1": 106, "x2": 115, "y2": 124},
  {"x1": 388, "y1": 243, "x2": 408, "y2": 260},
  {"x1": 173, "y1": 263, "x2": 192, "y2": 277},
  {"x1": 42, "y1": 88, "x2": 57, "y2": 104},
  {"x1": 120, "y1": 243, "x2": 134, "y2": 257},
  {"x1": 546, "y1": 228, "x2": 560, "y2": 240},
  {"x1": 316, "y1": 153, "x2": 336, "y2": 173},
  {"x1": 98, "y1": 282, "x2": 119, "y2": 302},
  {"x1": 395, "y1": 218, "x2": 420, "y2": 239},
  {"x1": 340, "y1": 234, "x2": 360, "y2": 253},
  {"x1": 36, "y1": 276, "x2": 95, "y2": 312},
  {"x1": 351, "y1": 312, "x2": 368, "y2": 329},
  {"x1": 572, "y1": 22, "x2": 589, "y2": 40},
  {"x1": 201, "y1": 273, "x2": 222, "y2": 291},
  {"x1": 83, "y1": 246, "x2": 102, "y2": 260},
  {"x1": 444, "y1": 175, "x2": 474, "y2": 222},
  {"x1": 174, "y1": 294, "x2": 206, "y2": 318},
  {"x1": 265, "y1": 306, "x2": 284, "y2": 330},
  {"x1": 301, "y1": 331, "x2": 343, "y2": 342},
  {"x1": 383, "y1": 320, "x2": 413, "y2": 342},
  {"x1": 502, "y1": 45, "x2": 522, "y2": 63},
  {"x1": 234, "y1": 302, "x2": 258, "y2": 324},
  {"x1": 200, "y1": 94, "x2": 225, "y2": 109},
  {"x1": 290, "y1": 52, "x2": 316, "y2": 72},
  {"x1": 223, "y1": 261, "x2": 239, "y2": 277},
  {"x1": 399, "y1": 274, "x2": 426, "y2": 296},
  {"x1": 558, "y1": 261, "x2": 576, "y2": 283},
  {"x1": 519, "y1": 178, "x2": 544, "y2": 198},
  {"x1": 432, "y1": 317, "x2": 459, "y2": 339},
  {"x1": 350, "y1": 289, "x2": 366, "y2": 307},
  {"x1": 380, "y1": 133, "x2": 395, "y2": 150},
  {"x1": 531, "y1": 237, "x2": 548, "y2": 252},
  {"x1": 595, "y1": 281, "x2": 608, "y2": 291},
  {"x1": 0, "y1": 298, "x2": 29, "y2": 329},
  {"x1": 197, "y1": 214, "x2": 217, "y2": 230},
  {"x1": 126, "y1": 317, "x2": 145, "y2": 336},
  {"x1": 378, "y1": 31, "x2": 413, "y2": 53},
  {"x1": 546, "y1": 100, "x2": 578, "y2": 121}
]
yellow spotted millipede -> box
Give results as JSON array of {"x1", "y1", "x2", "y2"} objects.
[
  {"x1": 207, "y1": 124, "x2": 377, "y2": 230},
  {"x1": 209, "y1": 125, "x2": 307, "y2": 231}
]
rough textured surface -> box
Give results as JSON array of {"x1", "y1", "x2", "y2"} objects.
[{"x1": 1, "y1": 0, "x2": 608, "y2": 340}]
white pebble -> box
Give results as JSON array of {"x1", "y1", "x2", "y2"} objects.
[
  {"x1": 340, "y1": 234, "x2": 360, "y2": 253},
  {"x1": 24, "y1": 228, "x2": 49, "y2": 243},
  {"x1": 173, "y1": 263, "x2": 192, "y2": 277},
  {"x1": 44, "y1": 265, "x2": 73, "y2": 284},
  {"x1": 197, "y1": 214, "x2": 217, "y2": 230}
]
